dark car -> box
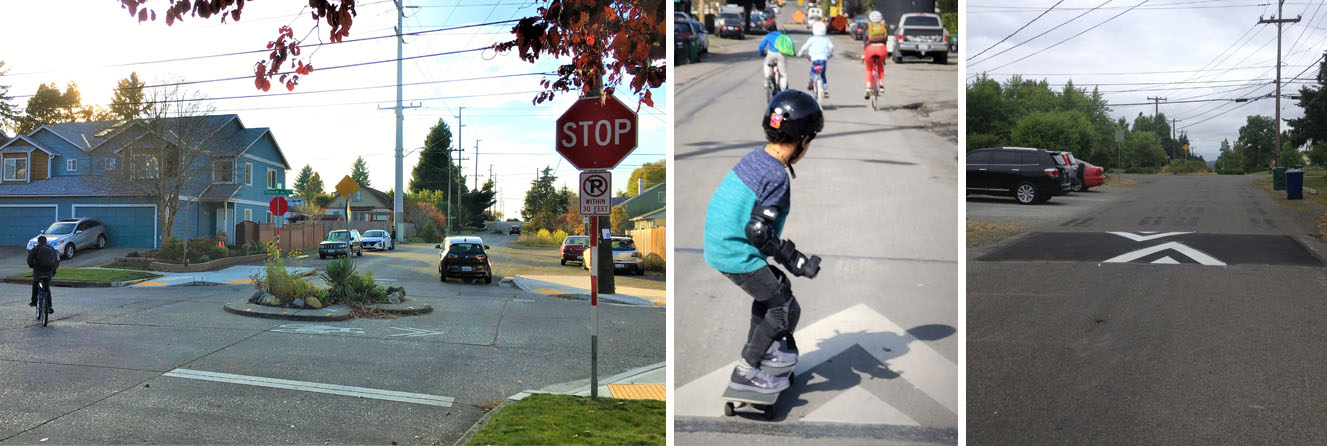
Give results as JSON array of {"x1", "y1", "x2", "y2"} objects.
[
  {"x1": 509, "y1": 225, "x2": 522, "y2": 235},
  {"x1": 560, "y1": 235, "x2": 589, "y2": 265},
  {"x1": 717, "y1": 11, "x2": 745, "y2": 39},
  {"x1": 675, "y1": 21, "x2": 697, "y2": 65},
  {"x1": 850, "y1": 16, "x2": 869, "y2": 40},
  {"x1": 967, "y1": 147, "x2": 1072, "y2": 204},
  {"x1": 319, "y1": 229, "x2": 363, "y2": 259},
  {"x1": 437, "y1": 236, "x2": 492, "y2": 284},
  {"x1": 749, "y1": 11, "x2": 766, "y2": 33}
]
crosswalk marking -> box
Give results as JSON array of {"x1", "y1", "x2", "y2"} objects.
[
  {"x1": 163, "y1": 368, "x2": 454, "y2": 407},
  {"x1": 802, "y1": 386, "x2": 920, "y2": 426}
]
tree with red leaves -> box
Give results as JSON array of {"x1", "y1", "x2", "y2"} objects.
[{"x1": 115, "y1": 0, "x2": 664, "y2": 106}]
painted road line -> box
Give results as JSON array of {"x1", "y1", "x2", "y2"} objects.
[
  {"x1": 802, "y1": 386, "x2": 920, "y2": 426},
  {"x1": 676, "y1": 304, "x2": 956, "y2": 418},
  {"x1": 388, "y1": 327, "x2": 444, "y2": 337},
  {"x1": 270, "y1": 324, "x2": 365, "y2": 335},
  {"x1": 1107, "y1": 231, "x2": 1192, "y2": 242},
  {"x1": 608, "y1": 384, "x2": 667, "y2": 400},
  {"x1": 163, "y1": 368, "x2": 454, "y2": 407},
  {"x1": 1102, "y1": 241, "x2": 1226, "y2": 266}
]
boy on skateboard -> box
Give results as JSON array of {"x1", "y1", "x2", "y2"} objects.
[{"x1": 704, "y1": 90, "x2": 824, "y2": 394}]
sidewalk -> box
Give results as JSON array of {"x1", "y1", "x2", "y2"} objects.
[
  {"x1": 134, "y1": 265, "x2": 314, "y2": 287},
  {"x1": 508, "y1": 361, "x2": 666, "y2": 401},
  {"x1": 513, "y1": 275, "x2": 665, "y2": 306}
]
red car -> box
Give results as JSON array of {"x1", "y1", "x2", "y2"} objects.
[
  {"x1": 1076, "y1": 160, "x2": 1105, "y2": 191},
  {"x1": 560, "y1": 235, "x2": 589, "y2": 265}
]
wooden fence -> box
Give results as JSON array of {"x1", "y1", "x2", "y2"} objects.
[{"x1": 627, "y1": 227, "x2": 666, "y2": 260}]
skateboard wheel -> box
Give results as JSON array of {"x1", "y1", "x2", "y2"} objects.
[{"x1": 724, "y1": 402, "x2": 735, "y2": 417}]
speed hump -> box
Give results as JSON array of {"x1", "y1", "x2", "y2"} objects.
[{"x1": 580, "y1": 171, "x2": 611, "y2": 216}]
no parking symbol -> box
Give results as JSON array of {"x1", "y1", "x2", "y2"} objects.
[{"x1": 580, "y1": 171, "x2": 611, "y2": 216}]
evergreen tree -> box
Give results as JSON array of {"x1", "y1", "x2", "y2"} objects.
[
  {"x1": 293, "y1": 165, "x2": 315, "y2": 200},
  {"x1": 350, "y1": 156, "x2": 371, "y2": 187},
  {"x1": 109, "y1": 72, "x2": 150, "y2": 121}
]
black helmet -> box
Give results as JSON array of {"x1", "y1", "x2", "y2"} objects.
[{"x1": 762, "y1": 90, "x2": 824, "y2": 143}]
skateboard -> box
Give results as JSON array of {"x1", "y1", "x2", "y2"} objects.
[{"x1": 720, "y1": 338, "x2": 798, "y2": 420}]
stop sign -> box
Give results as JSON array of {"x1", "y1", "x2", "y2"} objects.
[
  {"x1": 269, "y1": 196, "x2": 288, "y2": 216},
  {"x1": 556, "y1": 95, "x2": 638, "y2": 170}
]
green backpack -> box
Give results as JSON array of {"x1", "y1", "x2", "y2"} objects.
[{"x1": 774, "y1": 33, "x2": 796, "y2": 56}]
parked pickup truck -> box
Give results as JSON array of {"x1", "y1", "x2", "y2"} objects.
[{"x1": 893, "y1": 12, "x2": 949, "y2": 64}]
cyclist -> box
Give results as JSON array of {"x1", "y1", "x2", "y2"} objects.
[
  {"x1": 863, "y1": 10, "x2": 890, "y2": 99},
  {"x1": 27, "y1": 236, "x2": 59, "y2": 314},
  {"x1": 757, "y1": 29, "x2": 796, "y2": 91},
  {"x1": 798, "y1": 21, "x2": 834, "y2": 97},
  {"x1": 703, "y1": 90, "x2": 824, "y2": 393}
]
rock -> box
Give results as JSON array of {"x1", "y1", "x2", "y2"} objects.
[
  {"x1": 261, "y1": 294, "x2": 281, "y2": 306},
  {"x1": 293, "y1": 298, "x2": 305, "y2": 308},
  {"x1": 249, "y1": 291, "x2": 266, "y2": 304},
  {"x1": 387, "y1": 293, "x2": 402, "y2": 305},
  {"x1": 386, "y1": 288, "x2": 405, "y2": 305},
  {"x1": 306, "y1": 296, "x2": 323, "y2": 309}
]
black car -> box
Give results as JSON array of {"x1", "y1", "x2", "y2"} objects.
[
  {"x1": 717, "y1": 11, "x2": 745, "y2": 39},
  {"x1": 509, "y1": 225, "x2": 522, "y2": 235},
  {"x1": 319, "y1": 229, "x2": 363, "y2": 258},
  {"x1": 850, "y1": 16, "x2": 869, "y2": 40},
  {"x1": 967, "y1": 147, "x2": 1072, "y2": 204},
  {"x1": 437, "y1": 236, "x2": 493, "y2": 284}
]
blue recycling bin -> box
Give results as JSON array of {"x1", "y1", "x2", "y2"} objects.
[{"x1": 1286, "y1": 169, "x2": 1304, "y2": 199}]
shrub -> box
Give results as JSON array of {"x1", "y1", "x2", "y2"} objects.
[
  {"x1": 200, "y1": 255, "x2": 211, "y2": 263},
  {"x1": 159, "y1": 237, "x2": 185, "y2": 262},
  {"x1": 318, "y1": 257, "x2": 386, "y2": 304},
  {"x1": 251, "y1": 244, "x2": 315, "y2": 305},
  {"x1": 186, "y1": 237, "x2": 219, "y2": 263},
  {"x1": 244, "y1": 241, "x2": 264, "y2": 255},
  {"x1": 419, "y1": 224, "x2": 441, "y2": 243},
  {"x1": 552, "y1": 229, "x2": 569, "y2": 245},
  {"x1": 644, "y1": 253, "x2": 665, "y2": 273},
  {"x1": 210, "y1": 245, "x2": 229, "y2": 260}
]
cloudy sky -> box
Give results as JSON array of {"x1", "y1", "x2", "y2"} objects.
[
  {"x1": 966, "y1": 0, "x2": 1327, "y2": 161},
  {"x1": 0, "y1": 0, "x2": 667, "y2": 218}
]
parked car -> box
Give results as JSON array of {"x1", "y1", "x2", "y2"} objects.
[
  {"x1": 27, "y1": 218, "x2": 108, "y2": 259},
  {"x1": 675, "y1": 21, "x2": 698, "y2": 65},
  {"x1": 1049, "y1": 151, "x2": 1080, "y2": 193},
  {"x1": 966, "y1": 147, "x2": 1072, "y2": 204},
  {"x1": 894, "y1": 12, "x2": 949, "y2": 64},
  {"x1": 749, "y1": 11, "x2": 767, "y2": 33},
  {"x1": 1076, "y1": 160, "x2": 1106, "y2": 191},
  {"x1": 582, "y1": 236, "x2": 646, "y2": 275},
  {"x1": 850, "y1": 16, "x2": 869, "y2": 40},
  {"x1": 509, "y1": 225, "x2": 522, "y2": 235},
  {"x1": 318, "y1": 229, "x2": 363, "y2": 259},
  {"x1": 717, "y1": 11, "x2": 745, "y2": 38},
  {"x1": 361, "y1": 229, "x2": 394, "y2": 251},
  {"x1": 437, "y1": 236, "x2": 492, "y2": 284},
  {"x1": 685, "y1": 20, "x2": 709, "y2": 54},
  {"x1": 560, "y1": 235, "x2": 589, "y2": 265}
]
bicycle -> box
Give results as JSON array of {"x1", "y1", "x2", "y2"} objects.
[
  {"x1": 866, "y1": 53, "x2": 884, "y2": 111},
  {"x1": 810, "y1": 60, "x2": 827, "y2": 101},
  {"x1": 765, "y1": 62, "x2": 783, "y2": 102},
  {"x1": 35, "y1": 278, "x2": 50, "y2": 326}
]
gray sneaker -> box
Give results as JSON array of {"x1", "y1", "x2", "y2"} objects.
[
  {"x1": 729, "y1": 365, "x2": 790, "y2": 393},
  {"x1": 761, "y1": 343, "x2": 798, "y2": 368}
]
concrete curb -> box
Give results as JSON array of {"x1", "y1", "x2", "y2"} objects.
[
  {"x1": 507, "y1": 361, "x2": 666, "y2": 401},
  {"x1": 452, "y1": 400, "x2": 509, "y2": 446},
  {"x1": 3, "y1": 276, "x2": 158, "y2": 288},
  {"x1": 511, "y1": 276, "x2": 659, "y2": 307},
  {"x1": 222, "y1": 298, "x2": 432, "y2": 321}
]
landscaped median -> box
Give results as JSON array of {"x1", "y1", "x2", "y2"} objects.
[
  {"x1": 5, "y1": 268, "x2": 161, "y2": 287},
  {"x1": 465, "y1": 393, "x2": 664, "y2": 445}
]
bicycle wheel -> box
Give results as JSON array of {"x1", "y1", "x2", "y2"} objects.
[
  {"x1": 39, "y1": 285, "x2": 49, "y2": 326},
  {"x1": 871, "y1": 82, "x2": 879, "y2": 111}
]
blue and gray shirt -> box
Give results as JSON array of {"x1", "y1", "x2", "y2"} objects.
[{"x1": 704, "y1": 148, "x2": 790, "y2": 274}]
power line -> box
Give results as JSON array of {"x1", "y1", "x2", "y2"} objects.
[
  {"x1": 983, "y1": 0, "x2": 1156, "y2": 73},
  {"x1": 968, "y1": 0, "x2": 1066, "y2": 61},
  {"x1": 969, "y1": 0, "x2": 1117, "y2": 67}
]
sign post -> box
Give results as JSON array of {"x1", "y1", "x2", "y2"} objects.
[
  {"x1": 269, "y1": 196, "x2": 288, "y2": 251},
  {"x1": 557, "y1": 95, "x2": 638, "y2": 401},
  {"x1": 335, "y1": 175, "x2": 361, "y2": 259}
]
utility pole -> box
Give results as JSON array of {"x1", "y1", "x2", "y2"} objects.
[
  {"x1": 1260, "y1": 2, "x2": 1301, "y2": 167},
  {"x1": 474, "y1": 139, "x2": 481, "y2": 192},
  {"x1": 452, "y1": 107, "x2": 465, "y2": 234},
  {"x1": 1147, "y1": 96, "x2": 1166, "y2": 119},
  {"x1": 383, "y1": 0, "x2": 420, "y2": 243}
]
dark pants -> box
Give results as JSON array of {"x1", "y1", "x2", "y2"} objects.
[
  {"x1": 724, "y1": 265, "x2": 801, "y2": 367},
  {"x1": 30, "y1": 277, "x2": 52, "y2": 308}
]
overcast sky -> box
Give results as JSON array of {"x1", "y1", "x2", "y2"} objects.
[
  {"x1": 966, "y1": 0, "x2": 1327, "y2": 161},
  {"x1": 0, "y1": 0, "x2": 667, "y2": 218}
]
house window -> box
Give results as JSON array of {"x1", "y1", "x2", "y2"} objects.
[
  {"x1": 267, "y1": 168, "x2": 277, "y2": 189},
  {"x1": 105, "y1": 157, "x2": 119, "y2": 171},
  {"x1": 658, "y1": 190, "x2": 665, "y2": 204},
  {"x1": 4, "y1": 158, "x2": 27, "y2": 181},
  {"x1": 267, "y1": 211, "x2": 274, "y2": 222},
  {"x1": 244, "y1": 209, "x2": 253, "y2": 222},
  {"x1": 245, "y1": 162, "x2": 253, "y2": 186},
  {"x1": 67, "y1": 159, "x2": 77, "y2": 172},
  {"x1": 131, "y1": 154, "x2": 160, "y2": 179},
  {"x1": 213, "y1": 160, "x2": 233, "y2": 183},
  {"x1": 372, "y1": 214, "x2": 388, "y2": 221},
  {"x1": 354, "y1": 191, "x2": 361, "y2": 201}
]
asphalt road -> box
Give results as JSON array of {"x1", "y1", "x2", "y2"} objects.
[
  {"x1": 673, "y1": 14, "x2": 958, "y2": 444},
  {"x1": 0, "y1": 236, "x2": 663, "y2": 444},
  {"x1": 968, "y1": 174, "x2": 1327, "y2": 444}
]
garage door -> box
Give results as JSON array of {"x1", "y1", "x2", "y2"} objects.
[
  {"x1": 73, "y1": 205, "x2": 156, "y2": 248},
  {"x1": 0, "y1": 206, "x2": 57, "y2": 246}
]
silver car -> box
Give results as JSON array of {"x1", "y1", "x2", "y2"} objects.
[
  {"x1": 893, "y1": 13, "x2": 949, "y2": 64},
  {"x1": 582, "y1": 236, "x2": 646, "y2": 275},
  {"x1": 27, "y1": 218, "x2": 108, "y2": 259},
  {"x1": 361, "y1": 230, "x2": 395, "y2": 251}
]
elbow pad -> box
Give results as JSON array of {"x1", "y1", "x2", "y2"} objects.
[{"x1": 746, "y1": 205, "x2": 791, "y2": 259}]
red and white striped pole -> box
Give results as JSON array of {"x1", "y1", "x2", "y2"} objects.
[{"x1": 590, "y1": 217, "x2": 599, "y2": 400}]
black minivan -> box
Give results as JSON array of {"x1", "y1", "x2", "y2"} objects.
[{"x1": 967, "y1": 147, "x2": 1072, "y2": 204}]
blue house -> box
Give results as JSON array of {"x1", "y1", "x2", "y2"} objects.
[{"x1": 0, "y1": 115, "x2": 290, "y2": 249}]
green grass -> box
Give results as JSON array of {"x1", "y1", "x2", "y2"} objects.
[
  {"x1": 101, "y1": 262, "x2": 153, "y2": 271},
  {"x1": 468, "y1": 394, "x2": 664, "y2": 446},
  {"x1": 512, "y1": 239, "x2": 561, "y2": 248},
  {"x1": 10, "y1": 268, "x2": 160, "y2": 283}
]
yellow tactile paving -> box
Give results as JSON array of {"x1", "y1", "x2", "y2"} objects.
[
  {"x1": 136, "y1": 282, "x2": 167, "y2": 286},
  {"x1": 226, "y1": 279, "x2": 252, "y2": 284},
  {"x1": 651, "y1": 299, "x2": 666, "y2": 306},
  {"x1": 531, "y1": 288, "x2": 566, "y2": 294},
  {"x1": 607, "y1": 384, "x2": 666, "y2": 401}
]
